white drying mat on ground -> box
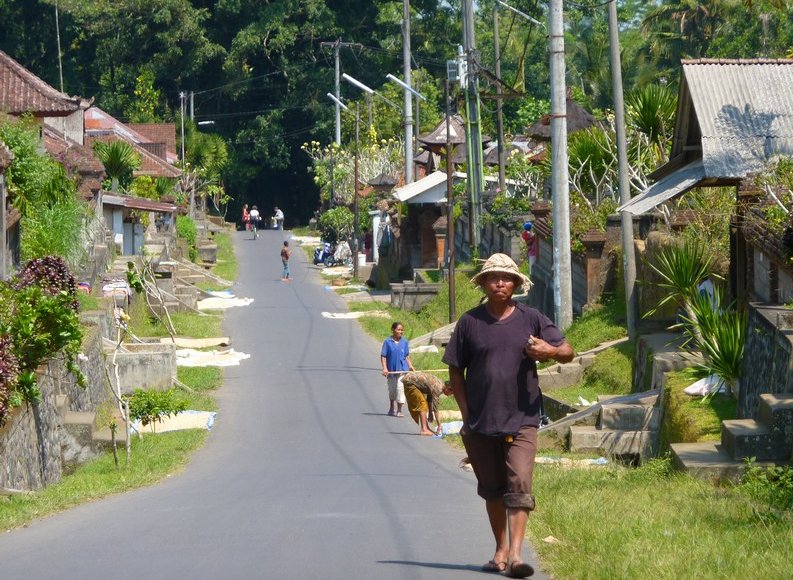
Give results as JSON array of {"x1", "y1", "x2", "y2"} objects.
[
  {"x1": 290, "y1": 235, "x2": 320, "y2": 245},
  {"x1": 411, "y1": 345, "x2": 439, "y2": 353},
  {"x1": 197, "y1": 296, "x2": 254, "y2": 310},
  {"x1": 159, "y1": 337, "x2": 231, "y2": 348},
  {"x1": 132, "y1": 410, "x2": 216, "y2": 434},
  {"x1": 176, "y1": 348, "x2": 250, "y2": 367},
  {"x1": 321, "y1": 311, "x2": 390, "y2": 319}
]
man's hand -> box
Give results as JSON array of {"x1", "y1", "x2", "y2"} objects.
[
  {"x1": 381, "y1": 369, "x2": 389, "y2": 377},
  {"x1": 526, "y1": 336, "x2": 575, "y2": 363}
]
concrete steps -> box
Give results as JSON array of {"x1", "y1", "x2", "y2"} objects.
[
  {"x1": 567, "y1": 395, "x2": 660, "y2": 461},
  {"x1": 671, "y1": 393, "x2": 793, "y2": 482}
]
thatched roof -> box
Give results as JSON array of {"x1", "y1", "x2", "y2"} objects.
[{"x1": 526, "y1": 97, "x2": 598, "y2": 141}]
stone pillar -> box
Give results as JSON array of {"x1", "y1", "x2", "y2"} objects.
[
  {"x1": 735, "y1": 178, "x2": 765, "y2": 304},
  {"x1": 581, "y1": 230, "x2": 607, "y2": 306}
]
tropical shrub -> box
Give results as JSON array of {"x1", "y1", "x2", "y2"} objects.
[
  {"x1": 0, "y1": 336, "x2": 19, "y2": 427},
  {"x1": 176, "y1": 215, "x2": 198, "y2": 262},
  {"x1": 0, "y1": 115, "x2": 77, "y2": 216},
  {"x1": 124, "y1": 388, "x2": 187, "y2": 430},
  {"x1": 92, "y1": 139, "x2": 141, "y2": 191},
  {"x1": 20, "y1": 195, "x2": 90, "y2": 268},
  {"x1": 0, "y1": 257, "x2": 84, "y2": 409},
  {"x1": 317, "y1": 206, "x2": 354, "y2": 244}
]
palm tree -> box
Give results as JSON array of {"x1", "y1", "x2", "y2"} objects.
[
  {"x1": 92, "y1": 140, "x2": 141, "y2": 192},
  {"x1": 626, "y1": 84, "x2": 677, "y2": 163},
  {"x1": 645, "y1": 237, "x2": 716, "y2": 344}
]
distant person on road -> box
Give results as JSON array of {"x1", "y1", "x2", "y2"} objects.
[
  {"x1": 249, "y1": 205, "x2": 261, "y2": 239},
  {"x1": 242, "y1": 204, "x2": 251, "y2": 231},
  {"x1": 274, "y1": 206, "x2": 285, "y2": 230},
  {"x1": 380, "y1": 321, "x2": 415, "y2": 418},
  {"x1": 442, "y1": 253, "x2": 574, "y2": 578},
  {"x1": 280, "y1": 240, "x2": 292, "y2": 281},
  {"x1": 401, "y1": 371, "x2": 453, "y2": 436}
]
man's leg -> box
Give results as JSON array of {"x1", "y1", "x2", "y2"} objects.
[
  {"x1": 507, "y1": 507, "x2": 529, "y2": 563},
  {"x1": 485, "y1": 499, "x2": 510, "y2": 566},
  {"x1": 418, "y1": 410, "x2": 434, "y2": 435}
]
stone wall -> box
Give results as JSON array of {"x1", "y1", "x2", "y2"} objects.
[
  {"x1": 0, "y1": 311, "x2": 114, "y2": 492},
  {"x1": 0, "y1": 367, "x2": 64, "y2": 491},
  {"x1": 741, "y1": 303, "x2": 793, "y2": 419}
]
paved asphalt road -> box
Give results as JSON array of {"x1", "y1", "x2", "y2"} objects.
[{"x1": 0, "y1": 228, "x2": 546, "y2": 580}]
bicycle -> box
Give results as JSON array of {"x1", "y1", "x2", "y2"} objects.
[{"x1": 252, "y1": 218, "x2": 259, "y2": 239}]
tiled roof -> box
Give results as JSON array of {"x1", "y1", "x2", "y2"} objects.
[
  {"x1": 0, "y1": 49, "x2": 82, "y2": 116},
  {"x1": 85, "y1": 133, "x2": 181, "y2": 179},
  {"x1": 44, "y1": 126, "x2": 104, "y2": 176},
  {"x1": 86, "y1": 109, "x2": 179, "y2": 164},
  {"x1": 127, "y1": 123, "x2": 177, "y2": 161}
]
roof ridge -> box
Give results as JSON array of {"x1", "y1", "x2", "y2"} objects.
[{"x1": 682, "y1": 58, "x2": 793, "y2": 65}]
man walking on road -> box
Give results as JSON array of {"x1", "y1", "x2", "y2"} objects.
[{"x1": 442, "y1": 253, "x2": 574, "y2": 578}]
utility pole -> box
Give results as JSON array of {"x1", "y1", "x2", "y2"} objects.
[
  {"x1": 321, "y1": 40, "x2": 362, "y2": 145},
  {"x1": 445, "y1": 80, "x2": 456, "y2": 323},
  {"x1": 609, "y1": 0, "x2": 638, "y2": 339},
  {"x1": 190, "y1": 91, "x2": 194, "y2": 121},
  {"x1": 462, "y1": 0, "x2": 484, "y2": 253},
  {"x1": 402, "y1": 0, "x2": 414, "y2": 183},
  {"x1": 493, "y1": 3, "x2": 506, "y2": 193},
  {"x1": 549, "y1": 0, "x2": 573, "y2": 330}
]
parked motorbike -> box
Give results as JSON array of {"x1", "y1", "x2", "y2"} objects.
[
  {"x1": 312, "y1": 241, "x2": 352, "y2": 267},
  {"x1": 313, "y1": 242, "x2": 334, "y2": 266}
]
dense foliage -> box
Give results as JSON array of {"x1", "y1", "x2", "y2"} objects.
[
  {"x1": 0, "y1": 257, "x2": 84, "y2": 423},
  {"x1": 1, "y1": 0, "x2": 791, "y2": 225}
]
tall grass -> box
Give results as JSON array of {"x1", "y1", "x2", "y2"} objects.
[
  {"x1": 530, "y1": 458, "x2": 793, "y2": 579},
  {"x1": 211, "y1": 232, "x2": 237, "y2": 282}
]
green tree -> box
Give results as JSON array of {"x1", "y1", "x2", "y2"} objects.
[{"x1": 92, "y1": 140, "x2": 141, "y2": 192}]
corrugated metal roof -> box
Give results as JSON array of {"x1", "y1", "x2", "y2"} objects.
[
  {"x1": 619, "y1": 160, "x2": 705, "y2": 215},
  {"x1": 393, "y1": 170, "x2": 451, "y2": 204},
  {"x1": 682, "y1": 59, "x2": 793, "y2": 177}
]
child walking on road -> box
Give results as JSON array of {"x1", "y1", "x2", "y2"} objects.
[{"x1": 281, "y1": 241, "x2": 291, "y2": 281}]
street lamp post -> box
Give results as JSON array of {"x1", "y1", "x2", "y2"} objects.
[
  {"x1": 387, "y1": 73, "x2": 427, "y2": 186},
  {"x1": 326, "y1": 93, "x2": 360, "y2": 279}
]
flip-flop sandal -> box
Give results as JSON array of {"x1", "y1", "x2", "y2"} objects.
[
  {"x1": 395, "y1": 412, "x2": 404, "y2": 417},
  {"x1": 387, "y1": 410, "x2": 396, "y2": 416},
  {"x1": 481, "y1": 560, "x2": 507, "y2": 573},
  {"x1": 506, "y1": 561, "x2": 534, "y2": 578}
]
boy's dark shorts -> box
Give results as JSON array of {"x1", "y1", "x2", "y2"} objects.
[{"x1": 461, "y1": 425, "x2": 537, "y2": 510}]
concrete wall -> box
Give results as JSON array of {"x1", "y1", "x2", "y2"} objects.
[{"x1": 112, "y1": 343, "x2": 176, "y2": 393}]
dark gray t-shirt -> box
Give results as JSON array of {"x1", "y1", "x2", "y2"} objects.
[{"x1": 442, "y1": 302, "x2": 564, "y2": 436}]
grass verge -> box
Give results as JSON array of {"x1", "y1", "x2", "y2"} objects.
[
  {"x1": 529, "y1": 457, "x2": 793, "y2": 579},
  {"x1": 660, "y1": 369, "x2": 737, "y2": 448},
  {"x1": 546, "y1": 342, "x2": 634, "y2": 405},
  {"x1": 0, "y1": 430, "x2": 207, "y2": 532}
]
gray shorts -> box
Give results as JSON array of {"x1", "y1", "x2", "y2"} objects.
[
  {"x1": 461, "y1": 425, "x2": 537, "y2": 510},
  {"x1": 386, "y1": 374, "x2": 406, "y2": 404}
]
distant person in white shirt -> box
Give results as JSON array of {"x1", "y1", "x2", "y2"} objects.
[
  {"x1": 274, "y1": 206, "x2": 285, "y2": 230},
  {"x1": 248, "y1": 206, "x2": 261, "y2": 239}
]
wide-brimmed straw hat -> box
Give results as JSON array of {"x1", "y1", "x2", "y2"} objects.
[{"x1": 470, "y1": 253, "x2": 533, "y2": 292}]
